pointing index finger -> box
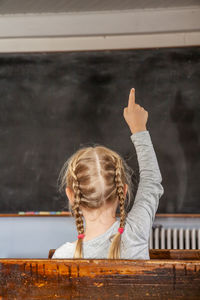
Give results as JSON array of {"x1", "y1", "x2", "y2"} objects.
[{"x1": 128, "y1": 88, "x2": 135, "y2": 108}]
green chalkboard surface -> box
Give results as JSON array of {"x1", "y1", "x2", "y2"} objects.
[{"x1": 0, "y1": 46, "x2": 200, "y2": 213}]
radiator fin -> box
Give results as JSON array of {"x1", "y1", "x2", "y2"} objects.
[{"x1": 149, "y1": 227, "x2": 200, "y2": 249}]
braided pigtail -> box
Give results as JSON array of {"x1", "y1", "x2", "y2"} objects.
[
  {"x1": 71, "y1": 163, "x2": 85, "y2": 258},
  {"x1": 108, "y1": 158, "x2": 127, "y2": 259}
]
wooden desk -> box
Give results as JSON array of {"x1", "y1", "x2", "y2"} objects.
[{"x1": 0, "y1": 258, "x2": 200, "y2": 299}]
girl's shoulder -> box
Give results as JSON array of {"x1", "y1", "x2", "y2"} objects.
[{"x1": 52, "y1": 241, "x2": 76, "y2": 259}]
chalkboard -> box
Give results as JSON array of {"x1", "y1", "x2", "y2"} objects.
[{"x1": 0, "y1": 46, "x2": 200, "y2": 213}]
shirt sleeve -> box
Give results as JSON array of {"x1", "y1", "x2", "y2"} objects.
[
  {"x1": 51, "y1": 242, "x2": 74, "y2": 259},
  {"x1": 126, "y1": 130, "x2": 164, "y2": 242}
]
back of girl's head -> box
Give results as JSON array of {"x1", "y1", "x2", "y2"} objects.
[{"x1": 58, "y1": 145, "x2": 134, "y2": 259}]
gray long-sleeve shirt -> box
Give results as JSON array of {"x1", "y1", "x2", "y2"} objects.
[{"x1": 52, "y1": 130, "x2": 164, "y2": 259}]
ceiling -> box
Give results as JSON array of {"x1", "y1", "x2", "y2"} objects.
[{"x1": 0, "y1": 0, "x2": 199, "y2": 14}]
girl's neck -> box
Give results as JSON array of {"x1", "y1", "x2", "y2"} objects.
[
  {"x1": 83, "y1": 216, "x2": 117, "y2": 241},
  {"x1": 78, "y1": 200, "x2": 118, "y2": 242}
]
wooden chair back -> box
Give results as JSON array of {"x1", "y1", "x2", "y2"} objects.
[{"x1": 49, "y1": 248, "x2": 200, "y2": 260}]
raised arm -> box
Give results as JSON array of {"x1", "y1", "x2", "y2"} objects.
[
  {"x1": 123, "y1": 88, "x2": 164, "y2": 242},
  {"x1": 126, "y1": 130, "x2": 164, "y2": 241}
]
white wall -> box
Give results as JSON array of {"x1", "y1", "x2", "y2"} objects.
[
  {"x1": 1, "y1": 216, "x2": 200, "y2": 258},
  {"x1": 0, "y1": 7, "x2": 199, "y2": 52},
  {"x1": 0, "y1": 216, "x2": 77, "y2": 258}
]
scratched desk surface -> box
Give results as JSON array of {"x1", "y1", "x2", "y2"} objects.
[{"x1": 0, "y1": 259, "x2": 200, "y2": 299}]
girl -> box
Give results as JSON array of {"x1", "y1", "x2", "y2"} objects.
[{"x1": 52, "y1": 88, "x2": 164, "y2": 259}]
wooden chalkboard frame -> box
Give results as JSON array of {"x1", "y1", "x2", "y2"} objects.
[{"x1": 0, "y1": 213, "x2": 200, "y2": 218}]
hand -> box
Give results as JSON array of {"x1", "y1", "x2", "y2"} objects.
[{"x1": 123, "y1": 88, "x2": 148, "y2": 134}]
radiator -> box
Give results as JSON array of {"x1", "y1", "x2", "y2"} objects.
[{"x1": 149, "y1": 226, "x2": 200, "y2": 249}]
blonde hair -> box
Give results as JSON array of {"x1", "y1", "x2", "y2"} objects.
[{"x1": 58, "y1": 145, "x2": 134, "y2": 259}]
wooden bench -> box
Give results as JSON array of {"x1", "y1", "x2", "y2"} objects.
[
  {"x1": 49, "y1": 248, "x2": 200, "y2": 260},
  {"x1": 0, "y1": 257, "x2": 200, "y2": 299}
]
